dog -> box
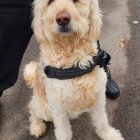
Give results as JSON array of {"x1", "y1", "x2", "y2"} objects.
[{"x1": 24, "y1": 0, "x2": 124, "y2": 139}]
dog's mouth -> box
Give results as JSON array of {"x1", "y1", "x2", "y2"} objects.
[{"x1": 57, "y1": 24, "x2": 72, "y2": 34}]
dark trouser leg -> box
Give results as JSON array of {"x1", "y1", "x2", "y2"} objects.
[{"x1": 0, "y1": 2, "x2": 33, "y2": 94}]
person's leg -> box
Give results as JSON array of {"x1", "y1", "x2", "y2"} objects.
[{"x1": 0, "y1": 1, "x2": 33, "y2": 95}]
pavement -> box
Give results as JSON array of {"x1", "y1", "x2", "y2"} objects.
[{"x1": 0, "y1": 0, "x2": 140, "y2": 140}]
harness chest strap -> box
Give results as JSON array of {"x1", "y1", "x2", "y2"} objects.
[{"x1": 44, "y1": 42, "x2": 111, "y2": 80}]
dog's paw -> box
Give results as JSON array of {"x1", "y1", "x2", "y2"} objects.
[
  {"x1": 30, "y1": 121, "x2": 46, "y2": 138},
  {"x1": 98, "y1": 127, "x2": 124, "y2": 140}
]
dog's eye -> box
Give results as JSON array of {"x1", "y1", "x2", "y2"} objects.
[
  {"x1": 73, "y1": 0, "x2": 78, "y2": 3},
  {"x1": 48, "y1": 0, "x2": 54, "y2": 5}
]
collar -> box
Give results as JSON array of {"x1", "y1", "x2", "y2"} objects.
[{"x1": 44, "y1": 41, "x2": 111, "y2": 80}]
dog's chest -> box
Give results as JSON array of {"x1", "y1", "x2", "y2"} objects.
[{"x1": 45, "y1": 67, "x2": 107, "y2": 113}]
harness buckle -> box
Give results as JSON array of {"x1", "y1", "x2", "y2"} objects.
[{"x1": 94, "y1": 50, "x2": 111, "y2": 68}]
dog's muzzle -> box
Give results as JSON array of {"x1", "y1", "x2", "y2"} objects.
[{"x1": 56, "y1": 12, "x2": 71, "y2": 33}]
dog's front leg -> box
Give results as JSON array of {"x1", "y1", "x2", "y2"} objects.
[
  {"x1": 51, "y1": 105, "x2": 72, "y2": 140},
  {"x1": 89, "y1": 98, "x2": 124, "y2": 140},
  {"x1": 29, "y1": 105, "x2": 46, "y2": 138}
]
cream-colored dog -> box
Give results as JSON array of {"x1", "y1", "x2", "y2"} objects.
[{"x1": 24, "y1": 0, "x2": 124, "y2": 139}]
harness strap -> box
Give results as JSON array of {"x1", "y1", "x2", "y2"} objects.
[{"x1": 44, "y1": 41, "x2": 111, "y2": 80}]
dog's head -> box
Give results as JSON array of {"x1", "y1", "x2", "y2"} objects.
[{"x1": 33, "y1": 0, "x2": 102, "y2": 45}]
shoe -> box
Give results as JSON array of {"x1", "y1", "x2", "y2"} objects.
[{"x1": 105, "y1": 67, "x2": 120, "y2": 99}]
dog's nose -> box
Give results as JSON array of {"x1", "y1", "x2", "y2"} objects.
[{"x1": 56, "y1": 12, "x2": 71, "y2": 26}]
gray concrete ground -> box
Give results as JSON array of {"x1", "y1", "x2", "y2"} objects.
[{"x1": 0, "y1": 0, "x2": 140, "y2": 140}]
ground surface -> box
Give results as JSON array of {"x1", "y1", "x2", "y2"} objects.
[{"x1": 0, "y1": 0, "x2": 140, "y2": 140}]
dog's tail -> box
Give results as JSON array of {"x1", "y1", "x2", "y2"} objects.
[{"x1": 23, "y1": 61, "x2": 37, "y2": 88}]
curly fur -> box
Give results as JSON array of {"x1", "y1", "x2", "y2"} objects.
[
  {"x1": 24, "y1": 61, "x2": 37, "y2": 88},
  {"x1": 24, "y1": 0, "x2": 124, "y2": 139}
]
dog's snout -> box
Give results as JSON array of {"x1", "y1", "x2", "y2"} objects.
[{"x1": 56, "y1": 12, "x2": 71, "y2": 26}]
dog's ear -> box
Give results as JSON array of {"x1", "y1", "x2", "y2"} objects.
[
  {"x1": 32, "y1": 1, "x2": 48, "y2": 43},
  {"x1": 88, "y1": 0, "x2": 102, "y2": 41}
]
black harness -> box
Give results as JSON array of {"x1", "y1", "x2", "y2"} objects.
[{"x1": 44, "y1": 41, "x2": 111, "y2": 80}]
